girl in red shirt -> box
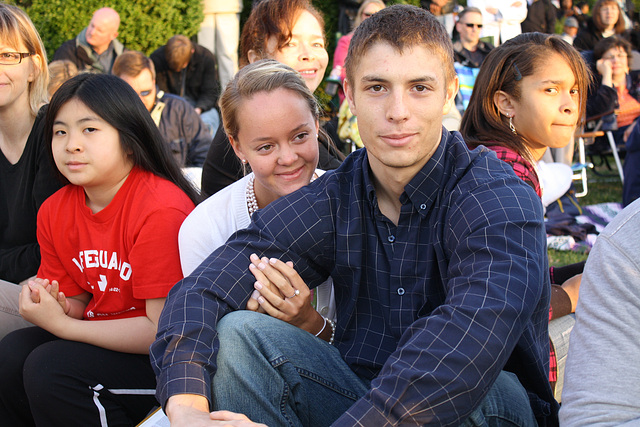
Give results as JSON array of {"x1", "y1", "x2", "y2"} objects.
[{"x1": 0, "y1": 73, "x2": 198, "y2": 426}]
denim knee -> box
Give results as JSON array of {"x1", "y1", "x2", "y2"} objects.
[{"x1": 461, "y1": 371, "x2": 537, "y2": 427}]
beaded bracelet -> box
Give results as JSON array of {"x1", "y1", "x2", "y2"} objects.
[{"x1": 326, "y1": 318, "x2": 336, "y2": 345}]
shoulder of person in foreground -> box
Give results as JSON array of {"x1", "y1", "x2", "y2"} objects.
[{"x1": 560, "y1": 198, "x2": 640, "y2": 426}]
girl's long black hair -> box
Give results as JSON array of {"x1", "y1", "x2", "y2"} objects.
[{"x1": 45, "y1": 73, "x2": 200, "y2": 205}]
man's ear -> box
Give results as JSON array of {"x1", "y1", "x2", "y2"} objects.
[
  {"x1": 442, "y1": 75, "x2": 459, "y2": 115},
  {"x1": 247, "y1": 49, "x2": 259, "y2": 64},
  {"x1": 344, "y1": 78, "x2": 357, "y2": 117},
  {"x1": 493, "y1": 90, "x2": 516, "y2": 118}
]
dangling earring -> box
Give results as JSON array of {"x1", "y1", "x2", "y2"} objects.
[
  {"x1": 241, "y1": 159, "x2": 247, "y2": 165},
  {"x1": 509, "y1": 115, "x2": 517, "y2": 135}
]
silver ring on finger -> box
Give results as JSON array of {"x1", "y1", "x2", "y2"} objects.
[{"x1": 285, "y1": 289, "x2": 300, "y2": 299}]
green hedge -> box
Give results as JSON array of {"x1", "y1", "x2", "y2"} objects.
[{"x1": 26, "y1": 0, "x2": 203, "y2": 60}]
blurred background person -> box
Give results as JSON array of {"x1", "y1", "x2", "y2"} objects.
[
  {"x1": 150, "y1": 35, "x2": 220, "y2": 137},
  {"x1": 200, "y1": 0, "x2": 343, "y2": 197},
  {"x1": 467, "y1": 0, "x2": 528, "y2": 45},
  {"x1": 113, "y1": 51, "x2": 212, "y2": 169},
  {"x1": 52, "y1": 7, "x2": 123, "y2": 74},
  {"x1": 197, "y1": 0, "x2": 242, "y2": 88},
  {"x1": 329, "y1": 0, "x2": 385, "y2": 104},
  {"x1": 47, "y1": 60, "x2": 78, "y2": 99},
  {"x1": 560, "y1": 16, "x2": 580, "y2": 44},
  {"x1": 574, "y1": 0, "x2": 626, "y2": 51}
]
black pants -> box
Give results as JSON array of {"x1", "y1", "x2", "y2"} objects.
[{"x1": 0, "y1": 327, "x2": 158, "y2": 426}]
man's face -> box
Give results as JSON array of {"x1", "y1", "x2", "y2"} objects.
[
  {"x1": 564, "y1": 25, "x2": 578, "y2": 37},
  {"x1": 85, "y1": 12, "x2": 119, "y2": 52},
  {"x1": 344, "y1": 42, "x2": 457, "y2": 182},
  {"x1": 455, "y1": 12, "x2": 483, "y2": 46},
  {"x1": 119, "y1": 69, "x2": 157, "y2": 112}
]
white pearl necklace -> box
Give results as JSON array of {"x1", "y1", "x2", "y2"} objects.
[
  {"x1": 246, "y1": 173, "x2": 317, "y2": 216},
  {"x1": 246, "y1": 176, "x2": 259, "y2": 216}
]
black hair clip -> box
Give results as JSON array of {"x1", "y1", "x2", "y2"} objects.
[{"x1": 513, "y1": 63, "x2": 522, "y2": 81}]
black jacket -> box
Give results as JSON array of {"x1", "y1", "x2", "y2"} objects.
[
  {"x1": 573, "y1": 18, "x2": 605, "y2": 52},
  {"x1": 521, "y1": 0, "x2": 557, "y2": 34},
  {"x1": 453, "y1": 40, "x2": 494, "y2": 68}
]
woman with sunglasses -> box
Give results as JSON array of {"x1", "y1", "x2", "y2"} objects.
[
  {"x1": 329, "y1": 0, "x2": 385, "y2": 103},
  {"x1": 0, "y1": 4, "x2": 62, "y2": 339}
]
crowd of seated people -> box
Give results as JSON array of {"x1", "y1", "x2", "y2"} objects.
[{"x1": 2, "y1": 0, "x2": 640, "y2": 425}]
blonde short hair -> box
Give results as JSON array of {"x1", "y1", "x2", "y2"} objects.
[{"x1": 219, "y1": 59, "x2": 319, "y2": 141}]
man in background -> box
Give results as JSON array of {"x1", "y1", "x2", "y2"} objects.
[
  {"x1": 53, "y1": 7, "x2": 124, "y2": 74},
  {"x1": 113, "y1": 51, "x2": 212, "y2": 168},
  {"x1": 151, "y1": 35, "x2": 220, "y2": 137}
]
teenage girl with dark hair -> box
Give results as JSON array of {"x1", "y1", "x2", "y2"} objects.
[
  {"x1": 460, "y1": 32, "x2": 590, "y2": 396},
  {"x1": 0, "y1": 73, "x2": 197, "y2": 426}
]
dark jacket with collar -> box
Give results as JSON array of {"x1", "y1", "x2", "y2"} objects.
[
  {"x1": 453, "y1": 40, "x2": 494, "y2": 68},
  {"x1": 52, "y1": 28, "x2": 125, "y2": 73},
  {"x1": 151, "y1": 91, "x2": 212, "y2": 168}
]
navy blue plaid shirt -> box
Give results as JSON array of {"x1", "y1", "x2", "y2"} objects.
[{"x1": 152, "y1": 129, "x2": 557, "y2": 425}]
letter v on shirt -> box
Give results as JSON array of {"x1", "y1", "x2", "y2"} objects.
[{"x1": 72, "y1": 250, "x2": 132, "y2": 281}]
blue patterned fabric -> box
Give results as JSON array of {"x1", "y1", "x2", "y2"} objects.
[{"x1": 152, "y1": 129, "x2": 557, "y2": 425}]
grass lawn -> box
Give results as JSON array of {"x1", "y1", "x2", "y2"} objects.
[{"x1": 547, "y1": 154, "x2": 623, "y2": 267}]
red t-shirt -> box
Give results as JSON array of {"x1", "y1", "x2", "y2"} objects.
[{"x1": 37, "y1": 167, "x2": 194, "y2": 320}]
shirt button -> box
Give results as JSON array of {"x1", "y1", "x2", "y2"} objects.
[
  {"x1": 388, "y1": 235, "x2": 395, "y2": 243},
  {"x1": 320, "y1": 307, "x2": 329, "y2": 316},
  {"x1": 420, "y1": 203, "x2": 427, "y2": 210},
  {"x1": 397, "y1": 288, "x2": 405, "y2": 296}
]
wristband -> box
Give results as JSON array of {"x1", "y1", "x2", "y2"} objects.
[{"x1": 315, "y1": 317, "x2": 328, "y2": 337}]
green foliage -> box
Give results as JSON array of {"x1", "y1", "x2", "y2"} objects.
[{"x1": 27, "y1": 0, "x2": 203, "y2": 60}]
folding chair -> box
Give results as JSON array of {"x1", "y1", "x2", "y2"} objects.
[{"x1": 575, "y1": 111, "x2": 624, "y2": 190}]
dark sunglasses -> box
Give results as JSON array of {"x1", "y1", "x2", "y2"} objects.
[{"x1": 464, "y1": 23, "x2": 483, "y2": 28}]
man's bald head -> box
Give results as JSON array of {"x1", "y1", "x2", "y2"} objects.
[{"x1": 85, "y1": 7, "x2": 120, "y2": 54}]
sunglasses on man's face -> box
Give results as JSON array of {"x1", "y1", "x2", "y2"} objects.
[{"x1": 464, "y1": 23, "x2": 483, "y2": 28}]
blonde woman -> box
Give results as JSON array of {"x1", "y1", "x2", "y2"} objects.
[{"x1": 0, "y1": 3, "x2": 62, "y2": 339}]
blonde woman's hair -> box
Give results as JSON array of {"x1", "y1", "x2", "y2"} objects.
[
  {"x1": 48, "y1": 60, "x2": 78, "y2": 99},
  {"x1": 0, "y1": 3, "x2": 49, "y2": 115},
  {"x1": 354, "y1": 0, "x2": 386, "y2": 28},
  {"x1": 219, "y1": 59, "x2": 319, "y2": 141}
]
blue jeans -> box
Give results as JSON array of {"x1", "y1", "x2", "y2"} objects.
[{"x1": 212, "y1": 311, "x2": 537, "y2": 426}]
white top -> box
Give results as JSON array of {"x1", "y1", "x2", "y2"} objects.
[{"x1": 179, "y1": 170, "x2": 336, "y2": 321}]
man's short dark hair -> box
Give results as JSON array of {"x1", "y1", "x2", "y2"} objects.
[
  {"x1": 457, "y1": 7, "x2": 483, "y2": 22},
  {"x1": 112, "y1": 50, "x2": 156, "y2": 80},
  {"x1": 344, "y1": 5, "x2": 455, "y2": 87}
]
